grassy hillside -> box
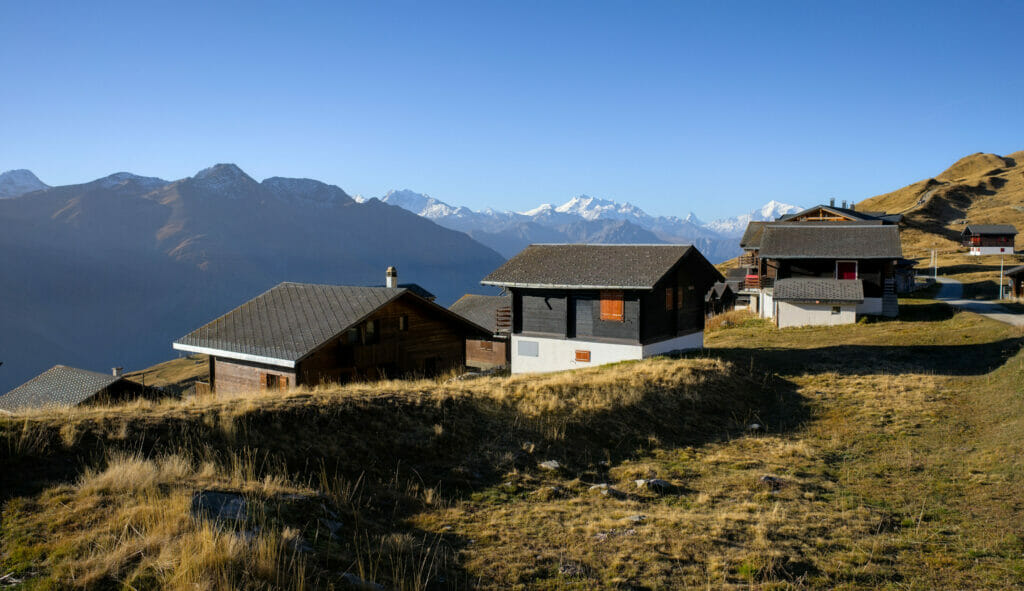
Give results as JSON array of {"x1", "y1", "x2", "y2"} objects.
[
  {"x1": 859, "y1": 151, "x2": 1024, "y2": 281},
  {"x1": 124, "y1": 354, "x2": 209, "y2": 395},
  {"x1": 2, "y1": 296, "x2": 1022, "y2": 589}
]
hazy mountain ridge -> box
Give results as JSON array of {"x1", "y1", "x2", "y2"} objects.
[
  {"x1": 376, "y1": 189, "x2": 800, "y2": 260},
  {"x1": 0, "y1": 169, "x2": 49, "y2": 198},
  {"x1": 0, "y1": 165, "x2": 504, "y2": 393}
]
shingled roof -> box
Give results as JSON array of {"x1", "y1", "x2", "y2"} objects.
[
  {"x1": 1006, "y1": 265, "x2": 1024, "y2": 277},
  {"x1": 0, "y1": 365, "x2": 122, "y2": 413},
  {"x1": 173, "y1": 282, "x2": 487, "y2": 368},
  {"x1": 758, "y1": 225, "x2": 902, "y2": 259},
  {"x1": 774, "y1": 278, "x2": 865, "y2": 303},
  {"x1": 481, "y1": 244, "x2": 722, "y2": 290},
  {"x1": 740, "y1": 222, "x2": 767, "y2": 249},
  {"x1": 449, "y1": 294, "x2": 511, "y2": 334},
  {"x1": 962, "y1": 224, "x2": 1018, "y2": 236}
]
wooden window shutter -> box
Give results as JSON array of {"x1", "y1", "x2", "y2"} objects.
[
  {"x1": 676, "y1": 286, "x2": 683, "y2": 308},
  {"x1": 280, "y1": 376, "x2": 289, "y2": 391},
  {"x1": 575, "y1": 350, "x2": 591, "y2": 362},
  {"x1": 600, "y1": 291, "x2": 624, "y2": 322},
  {"x1": 665, "y1": 287, "x2": 674, "y2": 310}
]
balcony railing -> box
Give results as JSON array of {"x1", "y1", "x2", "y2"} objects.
[
  {"x1": 739, "y1": 253, "x2": 757, "y2": 267},
  {"x1": 744, "y1": 275, "x2": 773, "y2": 289}
]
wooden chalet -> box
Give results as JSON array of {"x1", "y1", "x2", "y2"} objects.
[
  {"x1": 777, "y1": 200, "x2": 903, "y2": 224},
  {"x1": 449, "y1": 294, "x2": 512, "y2": 370},
  {"x1": 0, "y1": 365, "x2": 163, "y2": 413},
  {"x1": 705, "y1": 282, "x2": 736, "y2": 317},
  {"x1": 741, "y1": 224, "x2": 903, "y2": 324},
  {"x1": 481, "y1": 244, "x2": 723, "y2": 374},
  {"x1": 172, "y1": 274, "x2": 490, "y2": 394},
  {"x1": 961, "y1": 224, "x2": 1017, "y2": 256},
  {"x1": 1007, "y1": 265, "x2": 1024, "y2": 299}
]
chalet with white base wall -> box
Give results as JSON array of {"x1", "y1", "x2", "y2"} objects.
[
  {"x1": 172, "y1": 271, "x2": 489, "y2": 395},
  {"x1": 481, "y1": 244, "x2": 722, "y2": 374},
  {"x1": 961, "y1": 225, "x2": 1017, "y2": 256}
]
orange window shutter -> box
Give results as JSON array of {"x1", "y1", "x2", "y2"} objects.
[
  {"x1": 280, "y1": 376, "x2": 289, "y2": 391},
  {"x1": 575, "y1": 350, "x2": 591, "y2": 362},
  {"x1": 600, "y1": 291, "x2": 624, "y2": 321},
  {"x1": 666, "y1": 287, "x2": 674, "y2": 310}
]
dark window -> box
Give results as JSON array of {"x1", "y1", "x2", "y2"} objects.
[
  {"x1": 264, "y1": 373, "x2": 287, "y2": 390},
  {"x1": 831, "y1": 306, "x2": 841, "y2": 315},
  {"x1": 399, "y1": 315, "x2": 409, "y2": 331},
  {"x1": 575, "y1": 350, "x2": 591, "y2": 362},
  {"x1": 361, "y1": 319, "x2": 380, "y2": 345},
  {"x1": 600, "y1": 291, "x2": 624, "y2": 322}
]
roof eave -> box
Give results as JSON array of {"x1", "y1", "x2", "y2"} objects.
[
  {"x1": 481, "y1": 280, "x2": 654, "y2": 290},
  {"x1": 172, "y1": 342, "x2": 296, "y2": 369}
]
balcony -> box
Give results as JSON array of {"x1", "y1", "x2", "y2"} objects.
[
  {"x1": 743, "y1": 275, "x2": 773, "y2": 290},
  {"x1": 738, "y1": 253, "x2": 758, "y2": 267}
]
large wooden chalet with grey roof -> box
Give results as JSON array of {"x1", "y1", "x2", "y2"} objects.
[
  {"x1": 172, "y1": 269, "x2": 490, "y2": 394},
  {"x1": 737, "y1": 202, "x2": 904, "y2": 327},
  {"x1": 480, "y1": 244, "x2": 723, "y2": 374}
]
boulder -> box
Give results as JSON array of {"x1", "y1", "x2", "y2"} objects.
[
  {"x1": 190, "y1": 491, "x2": 246, "y2": 522},
  {"x1": 538, "y1": 460, "x2": 562, "y2": 471}
]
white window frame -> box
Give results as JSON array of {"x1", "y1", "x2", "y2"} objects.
[{"x1": 835, "y1": 260, "x2": 858, "y2": 280}]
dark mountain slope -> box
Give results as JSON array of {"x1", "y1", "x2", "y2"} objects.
[{"x1": 0, "y1": 165, "x2": 504, "y2": 392}]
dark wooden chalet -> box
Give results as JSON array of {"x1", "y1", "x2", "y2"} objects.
[
  {"x1": 1007, "y1": 265, "x2": 1024, "y2": 299},
  {"x1": 481, "y1": 244, "x2": 723, "y2": 373},
  {"x1": 0, "y1": 365, "x2": 164, "y2": 413},
  {"x1": 961, "y1": 224, "x2": 1017, "y2": 255},
  {"x1": 172, "y1": 281, "x2": 490, "y2": 394},
  {"x1": 777, "y1": 201, "x2": 902, "y2": 224},
  {"x1": 449, "y1": 294, "x2": 512, "y2": 370},
  {"x1": 705, "y1": 282, "x2": 736, "y2": 317},
  {"x1": 756, "y1": 224, "x2": 903, "y2": 317}
]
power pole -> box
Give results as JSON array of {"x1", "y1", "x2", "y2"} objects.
[{"x1": 999, "y1": 255, "x2": 1004, "y2": 300}]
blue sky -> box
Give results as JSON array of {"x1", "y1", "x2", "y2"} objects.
[{"x1": 1, "y1": 1, "x2": 1022, "y2": 219}]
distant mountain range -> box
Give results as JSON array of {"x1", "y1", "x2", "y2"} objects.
[
  {"x1": 0, "y1": 165, "x2": 504, "y2": 393},
  {"x1": 358, "y1": 190, "x2": 801, "y2": 260}
]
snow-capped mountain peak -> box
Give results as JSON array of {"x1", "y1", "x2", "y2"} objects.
[
  {"x1": 758, "y1": 199, "x2": 801, "y2": 219},
  {"x1": 520, "y1": 203, "x2": 555, "y2": 216},
  {"x1": 380, "y1": 189, "x2": 461, "y2": 218},
  {"x1": 705, "y1": 200, "x2": 802, "y2": 237},
  {"x1": 683, "y1": 211, "x2": 703, "y2": 226},
  {"x1": 0, "y1": 169, "x2": 49, "y2": 198},
  {"x1": 553, "y1": 194, "x2": 649, "y2": 222}
]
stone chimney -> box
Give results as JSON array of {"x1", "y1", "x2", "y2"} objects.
[
  {"x1": 112, "y1": 367, "x2": 124, "y2": 377},
  {"x1": 849, "y1": 201, "x2": 856, "y2": 211},
  {"x1": 841, "y1": 200, "x2": 847, "y2": 209},
  {"x1": 386, "y1": 266, "x2": 398, "y2": 289},
  {"x1": 829, "y1": 198, "x2": 835, "y2": 207}
]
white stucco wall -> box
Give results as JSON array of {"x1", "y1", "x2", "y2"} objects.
[
  {"x1": 776, "y1": 301, "x2": 856, "y2": 329},
  {"x1": 511, "y1": 332, "x2": 704, "y2": 374},
  {"x1": 970, "y1": 246, "x2": 1014, "y2": 256},
  {"x1": 641, "y1": 331, "x2": 705, "y2": 356},
  {"x1": 855, "y1": 297, "x2": 883, "y2": 315}
]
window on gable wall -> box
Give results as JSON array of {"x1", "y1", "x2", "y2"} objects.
[
  {"x1": 665, "y1": 287, "x2": 674, "y2": 311},
  {"x1": 599, "y1": 290, "x2": 624, "y2": 322}
]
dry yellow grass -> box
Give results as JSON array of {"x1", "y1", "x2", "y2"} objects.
[{"x1": 125, "y1": 353, "x2": 210, "y2": 395}]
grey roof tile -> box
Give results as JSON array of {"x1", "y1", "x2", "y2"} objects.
[
  {"x1": 758, "y1": 225, "x2": 902, "y2": 259},
  {"x1": 481, "y1": 244, "x2": 722, "y2": 289},
  {"x1": 0, "y1": 365, "x2": 121, "y2": 412},
  {"x1": 774, "y1": 278, "x2": 865, "y2": 303},
  {"x1": 1005, "y1": 265, "x2": 1024, "y2": 276}
]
